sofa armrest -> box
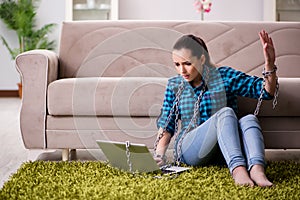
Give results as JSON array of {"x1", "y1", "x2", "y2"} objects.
[{"x1": 16, "y1": 50, "x2": 59, "y2": 149}]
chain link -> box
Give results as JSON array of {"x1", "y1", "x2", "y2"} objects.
[
  {"x1": 174, "y1": 89, "x2": 205, "y2": 165},
  {"x1": 125, "y1": 141, "x2": 133, "y2": 173},
  {"x1": 254, "y1": 70, "x2": 279, "y2": 116},
  {"x1": 174, "y1": 66, "x2": 210, "y2": 165},
  {"x1": 273, "y1": 77, "x2": 279, "y2": 109},
  {"x1": 153, "y1": 81, "x2": 185, "y2": 154},
  {"x1": 254, "y1": 79, "x2": 266, "y2": 116}
]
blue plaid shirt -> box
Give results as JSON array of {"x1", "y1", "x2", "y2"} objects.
[{"x1": 157, "y1": 66, "x2": 273, "y2": 137}]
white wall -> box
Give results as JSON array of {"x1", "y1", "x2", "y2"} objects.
[
  {"x1": 0, "y1": 0, "x2": 66, "y2": 90},
  {"x1": 0, "y1": 24, "x2": 19, "y2": 90},
  {"x1": 0, "y1": 0, "x2": 268, "y2": 90},
  {"x1": 119, "y1": 0, "x2": 264, "y2": 21}
]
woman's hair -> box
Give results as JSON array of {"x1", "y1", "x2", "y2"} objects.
[{"x1": 173, "y1": 34, "x2": 211, "y2": 66}]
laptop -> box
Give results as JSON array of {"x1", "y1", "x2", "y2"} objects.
[{"x1": 96, "y1": 140, "x2": 190, "y2": 174}]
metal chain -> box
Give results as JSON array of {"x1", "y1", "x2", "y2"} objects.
[
  {"x1": 254, "y1": 69, "x2": 279, "y2": 116},
  {"x1": 173, "y1": 89, "x2": 206, "y2": 165},
  {"x1": 174, "y1": 91, "x2": 181, "y2": 135},
  {"x1": 153, "y1": 81, "x2": 185, "y2": 154},
  {"x1": 254, "y1": 79, "x2": 266, "y2": 116},
  {"x1": 153, "y1": 127, "x2": 164, "y2": 155},
  {"x1": 273, "y1": 77, "x2": 279, "y2": 109},
  {"x1": 153, "y1": 66, "x2": 210, "y2": 166},
  {"x1": 174, "y1": 66, "x2": 210, "y2": 165},
  {"x1": 125, "y1": 141, "x2": 133, "y2": 173},
  {"x1": 155, "y1": 65, "x2": 280, "y2": 166}
]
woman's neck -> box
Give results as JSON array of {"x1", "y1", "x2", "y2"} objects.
[{"x1": 190, "y1": 76, "x2": 202, "y2": 88}]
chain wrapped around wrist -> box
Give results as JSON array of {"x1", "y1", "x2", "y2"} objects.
[
  {"x1": 262, "y1": 65, "x2": 277, "y2": 77},
  {"x1": 254, "y1": 64, "x2": 279, "y2": 116}
]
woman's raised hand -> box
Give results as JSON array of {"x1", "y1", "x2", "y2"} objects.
[{"x1": 259, "y1": 30, "x2": 276, "y2": 67}]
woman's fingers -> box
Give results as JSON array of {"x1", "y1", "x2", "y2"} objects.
[{"x1": 259, "y1": 30, "x2": 275, "y2": 65}]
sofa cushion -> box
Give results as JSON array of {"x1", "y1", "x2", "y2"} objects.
[
  {"x1": 59, "y1": 21, "x2": 300, "y2": 79},
  {"x1": 48, "y1": 77, "x2": 300, "y2": 117},
  {"x1": 47, "y1": 77, "x2": 168, "y2": 116},
  {"x1": 238, "y1": 78, "x2": 300, "y2": 117}
]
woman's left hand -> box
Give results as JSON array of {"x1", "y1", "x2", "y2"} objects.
[{"x1": 259, "y1": 30, "x2": 276, "y2": 67}]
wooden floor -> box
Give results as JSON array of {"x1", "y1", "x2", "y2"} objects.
[
  {"x1": 0, "y1": 97, "x2": 299, "y2": 188},
  {"x1": 0, "y1": 98, "x2": 107, "y2": 188}
]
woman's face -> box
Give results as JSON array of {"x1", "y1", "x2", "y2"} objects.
[{"x1": 172, "y1": 48, "x2": 205, "y2": 87}]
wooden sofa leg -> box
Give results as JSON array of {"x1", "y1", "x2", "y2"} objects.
[{"x1": 62, "y1": 149, "x2": 70, "y2": 161}]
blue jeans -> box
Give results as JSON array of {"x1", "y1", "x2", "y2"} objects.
[{"x1": 180, "y1": 107, "x2": 266, "y2": 173}]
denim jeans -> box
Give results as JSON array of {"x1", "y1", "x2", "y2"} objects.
[{"x1": 180, "y1": 107, "x2": 266, "y2": 173}]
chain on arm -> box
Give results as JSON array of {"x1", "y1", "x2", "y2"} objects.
[
  {"x1": 272, "y1": 77, "x2": 279, "y2": 109},
  {"x1": 173, "y1": 89, "x2": 205, "y2": 165},
  {"x1": 254, "y1": 65, "x2": 279, "y2": 116},
  {"x1": 153, "y1": 81, "x2": 185, "y2": 155},
  {"x1": 174, "y1": 66, "x2": 210, "y2": 165},
  {"x1": 154, "y1": 66, "x2": 210, "y2": 166},
  {"x1": 254, "y1": 79, "x2": 266, "y2": 116}
]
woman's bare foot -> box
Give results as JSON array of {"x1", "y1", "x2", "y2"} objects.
[
  {"x1": 232, "y1": 166, "x2": 254, "y2": 187},
  {"x1": 250, "y1": 164, "x2": 273, "y2": 187}
]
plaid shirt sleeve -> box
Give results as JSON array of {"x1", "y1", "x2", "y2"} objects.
[
  {"x1": 156, "y1": 77, "x2": 179, "y2": 136},
  {"x1": 219, "y1": 66, "x2": 273, "y2": 100}
]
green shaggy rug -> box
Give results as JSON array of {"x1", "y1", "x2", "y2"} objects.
[{"x1": 0, "y1": 161, "x2": 299, "y2": 200}]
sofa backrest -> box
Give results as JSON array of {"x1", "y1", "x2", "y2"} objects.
[{"x1": 58, "y1": 21, "x2": 300, "y2": 79}]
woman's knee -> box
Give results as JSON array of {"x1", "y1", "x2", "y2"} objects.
[
  {"x1": 239, "y1": 114, "x2": 262, "y2": 132},
  {"x1": 217, "y1": 107, "x2": 236, "y2": 118}
]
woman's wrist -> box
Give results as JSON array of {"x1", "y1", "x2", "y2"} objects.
[
  {"x1": 262, "y1": 64, "x2": 277, "y2": 78},
  {"x1": 264, "y1": 62, "x2": 276, "y2": 71},
  {"x1": 154, "y1": 153, "x2": 167, "y2": 162}
]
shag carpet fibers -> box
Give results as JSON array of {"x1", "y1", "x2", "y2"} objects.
[{"x1": 0, "y1": 161, "x2": 299, "y2": 199}]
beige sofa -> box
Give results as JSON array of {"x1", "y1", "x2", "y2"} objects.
[{"x1": 16, "y1": 21, "x2": 300, "y2": 160}]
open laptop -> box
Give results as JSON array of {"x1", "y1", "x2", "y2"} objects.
[{"x1": 96, "y1": 140, "x2": 190, "y2": 174}]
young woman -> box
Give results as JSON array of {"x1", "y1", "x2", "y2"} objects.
[{"x1": 154, "y1": 30, "x2": 278, "y2": 187}]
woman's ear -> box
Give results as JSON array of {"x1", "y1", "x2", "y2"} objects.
[{"x1": 200, "y1": 54, "x2": 206, "y2": 65}]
